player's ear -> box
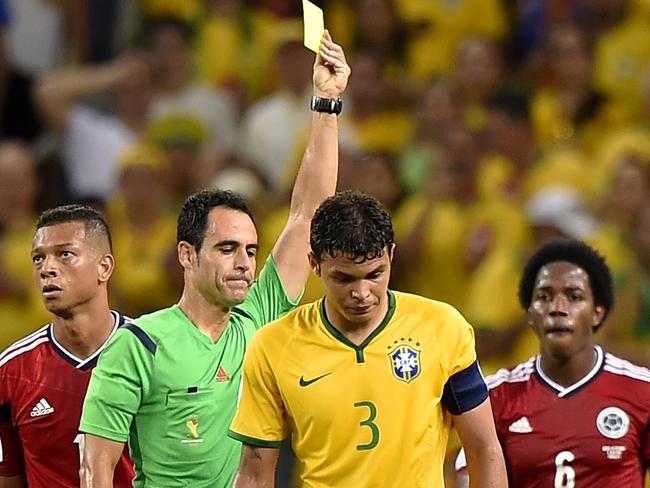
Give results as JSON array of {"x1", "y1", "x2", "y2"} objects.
[
  {"x1": 526, "y1": 309, "x2": 534, "y2": 326},
  {"x1": 97, "y1": 253, "x2": 115, "y2": 283},
  {"x1": 593, "y1": 305, "x2": 605, "y2": 329},
  {"x1": 177, "y1": 241, "x2": 196, "y2": 270},
  {"x1": 388, "y1": 244, "x2": 396, "y2": 261},
  {"x1": 308, "y1": 252, "x2": 321, "y2": 277}
]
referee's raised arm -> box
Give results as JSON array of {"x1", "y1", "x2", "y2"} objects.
[{"x1": 270, "y1": 30, "x2": 351, "y2": 302}]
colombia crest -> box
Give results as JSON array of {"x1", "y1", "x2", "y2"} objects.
[{"x1": 387, "y1": 338, "x2": 421, "y2": 383}]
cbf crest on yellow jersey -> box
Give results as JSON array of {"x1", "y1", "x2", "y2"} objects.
[{"x1": 229, "y1": 291, "x2": 487, "y2": 487}]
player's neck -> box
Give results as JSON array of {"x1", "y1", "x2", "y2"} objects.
[
  {"x1": 324, "y1": 297, "x2": 390, "y2": 346},
  {"x1": 539, "y1": 345, "x2": 598, "y2": 388},
  {"x1": 51, "y1": 302, "x2": 116, "y2": 360},
  {"x1": 177, "y1": 290, "x2": 231, "y2": 343}
]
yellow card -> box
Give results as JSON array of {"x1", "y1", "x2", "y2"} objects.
[{"x1": 302, "y1": 0, "x2": 324, "y2": 53}]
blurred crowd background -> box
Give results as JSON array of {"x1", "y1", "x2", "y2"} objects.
[{"x1": 1, "y1": 0, "x2": 650, "y2": 377}]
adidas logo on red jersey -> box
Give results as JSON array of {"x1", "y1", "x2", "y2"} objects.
[
  {"x1": 30, "y1": 398, "x2": 54, "y2": 417},
  {"x1": 508, "y1": 416, "x2": 533, "y2": 433}
]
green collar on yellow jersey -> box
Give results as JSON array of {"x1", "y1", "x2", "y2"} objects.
[{"x1": 319, "y1": 291, "x2": 396, "y2": 363}]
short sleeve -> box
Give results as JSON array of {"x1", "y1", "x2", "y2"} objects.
[
  {"x1": 442, "y1": 360, "x2": 488, "y2": 415},
  {"x1": 0, "y1": 422, "x2": 24, "y2": 476},
  {"x1": 228, "y1": 334, "x2": 286, "y2": 447},
  {"x1": 441, "y1": 305, "x2": 479, "y2": 377},
  {"x1": 439, "y1": 305, "x2": 487, "y2": 414},
  {"x1": 80, "y1": 325, "x2": 155, "y2": 442},
  {"x1": 236, "y1": 255, "x2": 300, "y2": 330}
]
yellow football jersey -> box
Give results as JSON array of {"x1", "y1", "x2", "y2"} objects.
[{"x1": 229, "y1": 291, "x2": 481, "y2": 487}]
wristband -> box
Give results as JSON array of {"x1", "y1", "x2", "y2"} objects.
[{"x1": 310, "y1": 96, "x2": 343, "y2": 115}]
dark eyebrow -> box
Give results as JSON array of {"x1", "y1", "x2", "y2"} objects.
[
  {"x1": 331, "y1": 270, "x2": 354, "y2": 279},
  {"x1": 331, "y1": 264, "x2": 387, "y2": 280},
  {"x1": 535, "y1": 284, "x2": 584, "y2": 293},
  {"x1": 215, "y1": 240, "x2": 259, "y2": 251},
  {"x1": 365, "y1": 265, "x2": 387, "y2": 277},
  {"x1": 32, "y1": 242, "x2": 77, "y2": 254},
  {"x1": 564, "y1": 285, "x2": 584, "y2": 292}
]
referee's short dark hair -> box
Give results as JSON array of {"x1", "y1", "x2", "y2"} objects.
[
  {"x1": 518, "y1": 239, "x2": 614, "y2": 330},
  {"x1": 177, "y1": 189, "x2": 255, "y2": 252},
  {"x1": 36, "y1": 204, "x2": 113, "y2": 252}
]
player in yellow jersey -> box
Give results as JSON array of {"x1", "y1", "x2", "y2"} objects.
[{"x1": 229, "y1": 191, "x2": 507, "y2": 487}]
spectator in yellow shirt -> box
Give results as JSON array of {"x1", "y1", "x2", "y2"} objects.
[
  {"x1": 0, "y1": 142, "x2": 50, "y2": 348},
  {"x1": 108, "y1": 144, "x2": 180, "y2": 317}
]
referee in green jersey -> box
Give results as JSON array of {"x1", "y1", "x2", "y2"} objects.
[{"x1": 79, "y1": 32, "x2": 351, "y2": 488}]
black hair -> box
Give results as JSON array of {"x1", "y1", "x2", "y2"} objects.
[
  {"x1": 486, "y1": 88, "x2": 530, "y2": 121},
  {"x1": 310, "y1": 190, "x2": 394, "y2": 263},
  {"x1": 518, "y1": 239, "x2": 614, "y2": 330},
  {"x1": 176, "y1": 189, "x2": 255, "y2": 252},
  {"x1": 142, "y1": 16, "x2": 195, "y2": 48},
  {"x1": 36, "y1": 204, "x2": 113, "y2": 252}
]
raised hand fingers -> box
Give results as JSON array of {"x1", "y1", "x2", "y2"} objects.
[
  {"x1": 320, "y1": 33, "x2": 344, "y2": 57},
  {"x1": 322, "y1": 35, "x2": 344, "y2": 58},
  {"x1": 319, "y1": 32, "x2": 347, "y2": 69}
]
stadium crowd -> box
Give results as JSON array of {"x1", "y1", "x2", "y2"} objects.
[{"x1": 1, "y1": 0, "x2": 650, "y2": 485}]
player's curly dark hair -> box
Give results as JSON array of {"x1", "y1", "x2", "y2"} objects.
[
  {"x1": 177, "y1": 189, "x2": 254, "y2": 252},
  {"x1": 36, "y1": 204, "x2": 112, "y2": 252},
  {"x1": 518, "y1": 239, "x2": 614, "y2": 330},
  {"x1": 310, "y1": 190, "x2": 394, "y2": 263}
]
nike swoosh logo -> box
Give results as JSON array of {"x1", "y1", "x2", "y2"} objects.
[{"x1": 299, "y1": 372, "x2": 332, "y2": 387}]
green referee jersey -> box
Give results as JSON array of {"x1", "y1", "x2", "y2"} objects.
[{"x1": 80, "y1": 257, "x2": 298, "y2": 487}]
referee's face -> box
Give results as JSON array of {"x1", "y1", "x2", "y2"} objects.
[{"x1": 191, "y1": 207, "x2": 258, "y2": 307}]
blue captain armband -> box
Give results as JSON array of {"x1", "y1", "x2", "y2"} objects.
[{"x1": 442, "y1": 360, "x2": 488, "y2": 415}]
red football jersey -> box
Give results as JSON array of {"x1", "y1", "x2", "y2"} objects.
[
  {"x1": 0, "y1": 312, "x2": 134, "y2": 487},
  {"x1": 486, "y1": 346, "x2": 650, "y2": 487}
]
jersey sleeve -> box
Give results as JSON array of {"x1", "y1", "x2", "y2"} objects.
[
  {"x1": 236, "y1": 255, "x2": 301, "y2": 330},
  {"x1": 0, "y1": 363, "x2": 24, "y2": 476},
  {"x1": 441, "y1": 305, "x2": 479, "y2": 375},
  {"x1": 439, "y1": 305, "x2": 488, "y2": 415},
  {"x1": 228, "y1": 333, "x2": 286, "y2": 447},
  {"x1": 0, "y1": 416, "x2": 24, "y2": 476},
  {"x1": 80, "y1": 325, "x2": 155, "y2": 443}
]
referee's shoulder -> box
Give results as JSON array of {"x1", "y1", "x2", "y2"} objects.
[{"x1": 120, "y1": 305, "x2": 179, "y2": 345}]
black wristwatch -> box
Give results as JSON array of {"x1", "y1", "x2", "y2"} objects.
[{"x1": 310, "y1": 96, "x2": 343, "y2": 115}]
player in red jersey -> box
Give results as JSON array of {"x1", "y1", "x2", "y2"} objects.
[
  {"x1": 0, "y1": 205, "x2": 134, "y2": 487},
  {"x1": 457, "y1": 239, "x2": 650, "y2": 487}
]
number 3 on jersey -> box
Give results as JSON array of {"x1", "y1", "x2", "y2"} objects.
[
  {"x1": 354, "y1": 401, "x2": 380, "y2": 451},
  {"x1": 554, "y1": 450, "x2": 575, "y2": 488}
]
